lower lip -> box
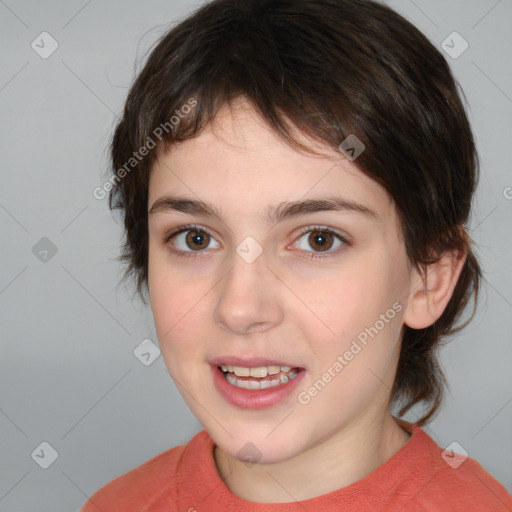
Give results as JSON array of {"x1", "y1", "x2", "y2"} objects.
[{"x1": 211, "y1": 365, "x2": 306, "y2": 409}]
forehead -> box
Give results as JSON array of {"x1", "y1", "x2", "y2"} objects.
[{"x1": 148, "y1": 101, "x2": 395, "y2": 225}]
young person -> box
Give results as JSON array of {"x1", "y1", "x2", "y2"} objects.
[{"x1": 81, "y1": 0, "x2": 512, "y2": 509}]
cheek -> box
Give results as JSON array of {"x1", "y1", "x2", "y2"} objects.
[
  {"x1": 292, "y1": 260, "x2": 405, "y2": 364},
  {"x1": 291, "y1": 268, "x2": 374, "y2": 339},
  {"x1": 150, "y1": 284, "x2": 210, "y2": 345},
  {"x1": 148, "y1": 252, "x2": 211, "y2": 360},
  {"x1": 150, "y1": 284, "x2": 211, "y2": 384}
]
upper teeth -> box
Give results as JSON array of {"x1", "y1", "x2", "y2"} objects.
[{"x1": 220, "y1": 365, "x2": 292, "y2": 378}]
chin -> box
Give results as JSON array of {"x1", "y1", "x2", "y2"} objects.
[{"x1": 212, "y1": 426, "x2": 304, "y2": 466}]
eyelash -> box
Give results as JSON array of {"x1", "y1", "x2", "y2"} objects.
[{"x1": 162, "y1": 224, "x2": 350, "y2": 260}]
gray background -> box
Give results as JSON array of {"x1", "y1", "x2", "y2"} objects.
[{"x1": 0, "y1": 0, "x2": 511, "y2": 510}]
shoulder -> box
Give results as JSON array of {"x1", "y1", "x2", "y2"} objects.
[
  {"x1": 419, "y1": 458, "x2": 512, "y2": 511},
  {"x1": 78, "y1": 430, "x2": 209, "y2": 512},
  {"x1": 405, "y1": 427, "x2": 512, "y2": 511}
]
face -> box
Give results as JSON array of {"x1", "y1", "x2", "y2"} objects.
[{"x1": 147, "y1": 99, "x2": 414, "y2": 465}]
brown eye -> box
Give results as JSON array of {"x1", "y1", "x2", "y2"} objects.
[
  {"x1": 166, "y1": 226, "x2": 220, "y2": 255},
  {"x1": 293, "y1": 227, "x2": 347, "y2": 259},
  {"x1": 185, "y1": 230, "x2": 210, "y2": 250},
  {"x1": 308, "y1": 230, "x2": 335, "y2": 251}
]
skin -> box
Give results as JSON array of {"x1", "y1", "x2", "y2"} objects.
[{"x1": 147, "y1": 98, "x2": 466, "y2": 503}]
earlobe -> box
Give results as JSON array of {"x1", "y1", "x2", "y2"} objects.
[{"x1": 403, "y1": 249, "x2": 467, "y2": 330}]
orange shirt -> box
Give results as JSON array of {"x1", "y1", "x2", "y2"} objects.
[{"x1": 79, "y1": 425, "x2": 512, "y2": 511}]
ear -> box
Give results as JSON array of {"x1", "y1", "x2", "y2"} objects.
[{"x1": 402, "y1": 248, "x2": 467, "y2": 330}]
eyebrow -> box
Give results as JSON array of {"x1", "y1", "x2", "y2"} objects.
[{"x1": 148, "y1": 195, "x2": 379, "y2": 224}]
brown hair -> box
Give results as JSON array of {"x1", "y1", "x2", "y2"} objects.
[{"x1": 106, "y1": 0, "x2": 481, "y2": 425}]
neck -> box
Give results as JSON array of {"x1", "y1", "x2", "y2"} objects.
[{"x1": 213, "y1": 412, "x2": 412, "y2": 503}]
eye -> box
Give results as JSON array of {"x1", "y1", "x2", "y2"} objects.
[
  {"x1": 163, "y1": 224, "x2": 349, "y2": 260},
  {"x1": 292, "y1": 226, "x2": 349, "y2": 259},
  {"x1": 163, "y1": 224, "x2": 219, "y2": 258}
]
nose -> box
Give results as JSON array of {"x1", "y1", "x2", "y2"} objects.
[{"x1": 212, "y1": 248, "x2": 284, "y2": 335}]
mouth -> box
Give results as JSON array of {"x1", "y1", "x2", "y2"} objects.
[
  {"x1": 217, "y1": 364, "x2": 304, "y2": 390},
  {"x1": 210, "y1": 358, "x2": 307, "y2": 409}
]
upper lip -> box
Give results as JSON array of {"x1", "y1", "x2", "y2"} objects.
[{"x1": 210, "y1": 355, "x2": 304, "y2": 369}]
